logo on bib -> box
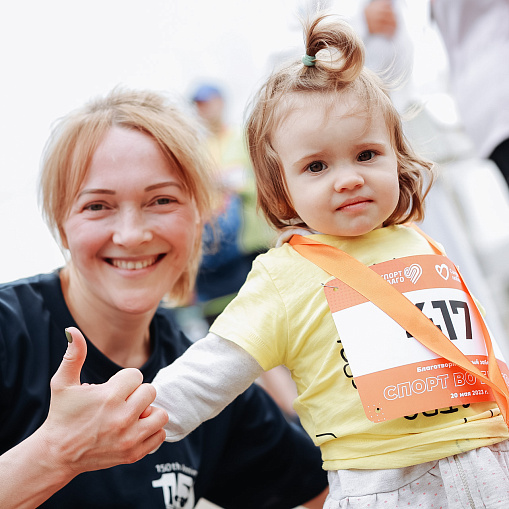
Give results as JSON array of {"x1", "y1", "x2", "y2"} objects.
[
  {"x1": 404, "y1": 264, "x2": 422, "y2": 284},
  {"x1": 435, "y1": 264, "x2": 450, "y2": 280}
]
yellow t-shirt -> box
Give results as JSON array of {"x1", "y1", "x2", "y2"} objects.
[{"x1": 210, "y1": 225, "x2": 509, "y2": 470}]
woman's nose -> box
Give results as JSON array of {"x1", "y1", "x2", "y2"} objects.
[
  {"x1": 112, "y1": 209, "x2": 153, "y2": 247},
  {"x1": 333, "y1": 166, "x2": 364, "y2": 192}
]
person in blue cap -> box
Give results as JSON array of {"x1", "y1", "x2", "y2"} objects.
[{"x1": 190, "y1": 83, "x2": 275, "y2": 325}]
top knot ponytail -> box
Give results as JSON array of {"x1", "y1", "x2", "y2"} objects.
[
  {"x1": 302, "y1": 15, "x2": 365, "y2": 85},
  {"x1": 245, "y1": 13, "x2": 434, "y2": 232}
]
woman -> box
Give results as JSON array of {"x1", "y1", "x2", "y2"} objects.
[{"x1": 0, "y1": 88, "x2": 328, "y2": 508}]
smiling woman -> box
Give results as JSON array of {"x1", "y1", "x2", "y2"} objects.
[
  {"x1": 60, "y1": 127, "x2": 202, "y2": 340},
  {"x1": 0, "y1": 88, "x2": 328, "y2": 508}
]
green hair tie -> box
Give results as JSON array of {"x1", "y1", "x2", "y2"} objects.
[{"x1": 302, "y1": 54, "x2": 316, "y2": 67}]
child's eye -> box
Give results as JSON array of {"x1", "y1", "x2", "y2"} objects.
[
  {"x1": 306, "y1": 161, "x2": 327, "y2": 173},
  {"x1": 358, "y1": 150, "x2": 376, "y2": 162}
]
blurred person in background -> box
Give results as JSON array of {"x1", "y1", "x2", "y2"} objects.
[
  {"x1": 431, "y1": 0, "x2": 509, "y2": 187},
  {"x1": 191, "y1": 83, "x2": 274, "y2": 324},
  {"x1": 327, "y1": 0, "x2": 416, "y2": 112}
]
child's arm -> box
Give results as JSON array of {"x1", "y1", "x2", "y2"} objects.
[{"x1": 151, "y1": 333, "x2": 264, "y2": 441}]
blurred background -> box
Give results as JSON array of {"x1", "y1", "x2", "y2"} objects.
[{"x1": 2, "y1": 0, "x2": 509, "y2": 358}]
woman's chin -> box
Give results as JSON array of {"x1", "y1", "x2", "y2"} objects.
[{"x1": 112, "y1": 292, "x2": 163, "y2": 316}]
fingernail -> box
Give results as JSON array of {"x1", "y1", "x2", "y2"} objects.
[{"x1": 65, "y1": 329, "x2": 73, "y2": 343}]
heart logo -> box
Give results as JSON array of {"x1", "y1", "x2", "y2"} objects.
[
  {"x1": 404, "y1": 264, "x2": 422, "y2": 284},
  {"x1": 435, "y1": 264, "x2": 449, "y2": 280}
]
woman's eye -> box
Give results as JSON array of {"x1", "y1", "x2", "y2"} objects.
[
  {"x1": 152, "y1": 197, "x2": 175, "y2": 206},
  {"x1": 358, "y1": 150, "x2": 376, "y2": 162},
  {"x1": 307, "y1": 161, "x2": 327, "y2": 173},
  {"x1": 84, "y1": 203, "x2": 107, "y2": 211}
]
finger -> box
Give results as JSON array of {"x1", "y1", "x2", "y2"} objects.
[
  {"x1": 137, "y1": 406, "x2": 169, "y2": 438},
  {"x1": 140, "y1": 404, "x2": 153, "y2": 419},
  {"x1": 51, "y1": 327, "x2": 88, "y2": 389},
  {"x1": 140, "y1": 429, "x2": 167, "y2": 459},
  {"x1": 138, "y1": 403, "x2": 169, "y2": 421},
  {"x1": 105, "y1": 367, "x2": 144, "y2": 400},
  {"x1": 121, "y1": 412, "x2": 168, "y2": 463},
  {"x1": 126, "y1": 383, "x2": 159, "y2": 418}
]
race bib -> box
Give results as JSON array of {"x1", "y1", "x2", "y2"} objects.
[{"x1": 324, "y1": 254, "x2": 509, "y2": 422}]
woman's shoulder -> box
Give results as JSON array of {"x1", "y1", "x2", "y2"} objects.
[
  {"x1": 0, "y1": 270, "x2": 71, "y2": 363},
  {"x1": 0, "y1": 271, "x2": 62, "y2": 313},
  {"x1": 0, "y1": 272, "x2": 67, "y2": 425}
]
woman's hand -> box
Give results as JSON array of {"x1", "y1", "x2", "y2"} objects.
[
  {"x1": 44, "y1": 327, "x2": 168, "y2": 473},
  {"x1": 0, "y1": 327, "x2": 168, "y2": 509}
]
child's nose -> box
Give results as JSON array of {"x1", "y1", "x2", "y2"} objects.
[{"x1": 333, "y1": 166, "x2": 365, "y2": 192}]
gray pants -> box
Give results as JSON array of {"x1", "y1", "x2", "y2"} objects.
[{"x1": 325, "y1": 440, "x2": 509, "y2": 508}]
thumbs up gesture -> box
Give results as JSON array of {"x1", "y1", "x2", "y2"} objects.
[
  {"x1": 0, "y1": 328, "x2": 169, "y2": 509},
  {"x1": 44, "y1": 327, "x2": 168, "y2": 475}
]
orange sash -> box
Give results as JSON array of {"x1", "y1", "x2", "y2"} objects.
[{"x1": 289, "y1": 227, "x2": 509, "y2": 426}]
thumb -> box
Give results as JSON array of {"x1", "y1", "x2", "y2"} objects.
[{"x1": 52, "y1": 327, "x2": 88, "y2": 388}]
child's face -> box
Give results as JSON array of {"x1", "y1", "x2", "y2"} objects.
[{"x1": 272, "y1": 93, "x2": 400, "y2": 237}]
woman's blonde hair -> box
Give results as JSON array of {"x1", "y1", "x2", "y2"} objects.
[
  {"x1": 39, "y1": 87, "x2": 215, "y2": 304},
  {"x1": 246, "y1": 15, "x2": 434, "y2": 231}
]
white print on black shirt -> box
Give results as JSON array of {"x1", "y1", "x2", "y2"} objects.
[{"x1": 152, "y1": 462, "x2": 197, "y2": 508}]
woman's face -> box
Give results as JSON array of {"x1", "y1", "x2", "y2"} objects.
[{"x1": 62, "y1": 126, "x2": 200, "y2": 315}]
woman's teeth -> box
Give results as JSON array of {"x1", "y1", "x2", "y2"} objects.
[{"x1": 111, "y1": 257, "x2": 157, "y2": 270}]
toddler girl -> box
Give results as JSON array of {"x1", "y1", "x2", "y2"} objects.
[{"x1": 153, "y1": 15, "x2": 509, "y2": 508}]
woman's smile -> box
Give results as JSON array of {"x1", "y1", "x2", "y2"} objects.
[{"x1": 106, "y1": 254, "x2": 164, "y2": 271}]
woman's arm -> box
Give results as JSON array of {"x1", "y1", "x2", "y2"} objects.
[
  {"x1": 152, "y1": 333, "x2": 264, "y2": 440},
  {"x1": 0, "y1": 327, "x2": 168, "y2": 509}
]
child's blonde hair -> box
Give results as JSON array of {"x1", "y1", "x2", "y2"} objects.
[
  {"x1": 246, "y1": 15, "x2": 434, "y2": 231},
  {"x1": 39, "y1": 87, "x2": 215, "y2": 304}
]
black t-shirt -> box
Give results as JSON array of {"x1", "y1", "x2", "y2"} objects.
[{"x1": 0, "y1": 272, "x2": 327, "y2": 508}]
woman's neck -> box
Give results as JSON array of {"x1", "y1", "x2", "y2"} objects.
[{"x1": 60, "y1": 268, "x2": 154, "y2": 368}]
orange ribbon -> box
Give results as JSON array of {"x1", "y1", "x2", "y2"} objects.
[{"x1": 289, "y1": 228, "x2": 509, "y2": 426}]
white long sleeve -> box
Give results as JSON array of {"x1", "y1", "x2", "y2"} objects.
[{"x1": 151, "y1": 333, "x2": 264, "y2": 441}]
